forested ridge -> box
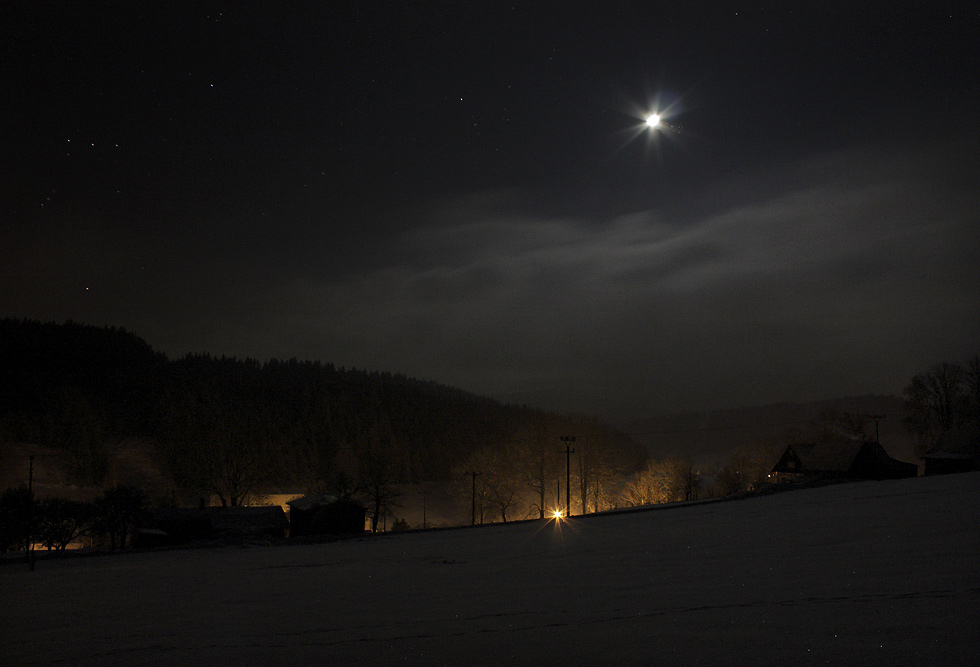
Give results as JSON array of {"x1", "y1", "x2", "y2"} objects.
[{"x1": 0, "y1": 319, "x2": 644, "y2": 500}]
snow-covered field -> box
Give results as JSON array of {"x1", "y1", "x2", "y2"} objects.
[{"x1": 4, "y1": 473, "x2": 979, "y2": 666}]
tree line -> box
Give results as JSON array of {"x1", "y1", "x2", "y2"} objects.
[
  {"x1": 8, "y1": 319, "x2": 965, "y2": 538},
  {"x1": 0, "y1": 319, "x2": 645, "y2": 517},
  {"x1": 903, "y1": 355, "x2": 980, "y2": 456},
  {"x1": 1, "y1": 484, "x2": 149, "y2": 552}
]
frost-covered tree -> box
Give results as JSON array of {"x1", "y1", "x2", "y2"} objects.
[{"x1": 619, "y1": 458, "x2": 693, "y2": 506}]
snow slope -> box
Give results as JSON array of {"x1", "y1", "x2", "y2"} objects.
[{"x1": 3, "y1": 473, "x2": 979, "y2": 666}]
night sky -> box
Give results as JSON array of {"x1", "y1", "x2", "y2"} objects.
[{"x1": 3, "y1": 2, "x2": 978, "y2": 422}]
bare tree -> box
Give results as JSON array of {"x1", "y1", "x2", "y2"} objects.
[
  {"x1": 308, "y1": 470, "x2": 360, "y2": 501},
  {"x1": 714, "y1": 455, "x2": 749, "y2": 496},
  {"x1": 679, "y1": 461, "x2": 701, "y2": 501},
  {"x1": 904, "y1": 362, "x2": 966, "y2": 455},
  {"x1": 714, "y1": 442, "x2": 779, "y2": 495},
  {"x1": 92, "y1": 485, "x2": 149, "y2": 549},
  {"x1": 37, "y1": 498, "x2": 92, "y2": 550},
  {"x1": 456, "y1": 444, "x2": 523, "y2": 524},
  {"x1": 199, "y1": 425, "x2": 270, "y2": 507},
  {"x1": 620, "y1": 462, "x2": 661, "y2": 507},
  {"x1": 486, "y1": 443, "x2": 523, "y2": 523},
  {"x1": 577, "y1": 445, "x2": 597, "y2": 514},
  {"x1": 514, "y1": 424, "x2": 558, "y2": 519},
  {"x1": 358, "y1": 453, "x2": 401, "y2": 532},
  {"x1": 356, "y1": 421, "x2": 402, "y2": 532},
  {"x1": 577, "y1": 437, "x2": 631, "y2": 513}
]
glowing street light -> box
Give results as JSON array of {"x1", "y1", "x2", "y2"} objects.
[{"x1": 645, "y1": 113, "x2": 661, "y2": 129}]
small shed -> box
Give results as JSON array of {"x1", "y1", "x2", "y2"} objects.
[
  {"x1": 772, "y1": 437, "x2": 918, "y2": 481},
  {"x1": 288, "y1": 495, "x2": 366, "y2": 537}
]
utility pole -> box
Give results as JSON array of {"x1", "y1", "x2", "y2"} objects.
[
  {"x1": 464, "y1": 471, "x2": 481, "y2": 526},
  {"x1": 27, "y1": 454, "x2": 35, "y2": 572},
  {"x1": 866, "y1": 414, "x2": 887, "y2": 443},
  {"x1": 560, "y1": 436, "x2": 576, "y2": 517},
  {"x1": 418, "y1": 488, "x2": 430, "y2": 529}
]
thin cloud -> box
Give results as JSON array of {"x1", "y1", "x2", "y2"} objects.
[{"x1": 157, "y1": 140, "x2": 980, "y2": 418}]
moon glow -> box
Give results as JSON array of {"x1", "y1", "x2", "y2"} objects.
[{"x1": 645, "y1": 113, "x2": 661, "y2": 128}]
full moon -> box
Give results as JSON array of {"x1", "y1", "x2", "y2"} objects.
[{"x1": 645, "y1": 113, "x2": 661, "y2": 128}]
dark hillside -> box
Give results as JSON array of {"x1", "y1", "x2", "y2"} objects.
[{"x1": 0, "y1": 319, "x2": 643, "y2": 493}]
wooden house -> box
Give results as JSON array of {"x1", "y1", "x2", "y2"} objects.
[{"x1": 772, "y1": 437, "x2": 918, "y2": 481}]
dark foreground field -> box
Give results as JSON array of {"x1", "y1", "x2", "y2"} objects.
[{"x1": 3, "y1": 473, "x2": 979, "y2": 666}]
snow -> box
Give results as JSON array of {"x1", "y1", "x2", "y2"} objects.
[{"x1": 3, "y1": 473, "x2": 979, "y2": 665}]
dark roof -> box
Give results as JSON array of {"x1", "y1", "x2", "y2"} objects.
[
  {"x1": 287, "y1": 495, "x2": 364, "y2": 511},
  {"x1": 286, "y1": 494, "x2": 339, "y2": 512},
  {"x1": 791, "y1": 439, "x2": 865, "y2": 473}
]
